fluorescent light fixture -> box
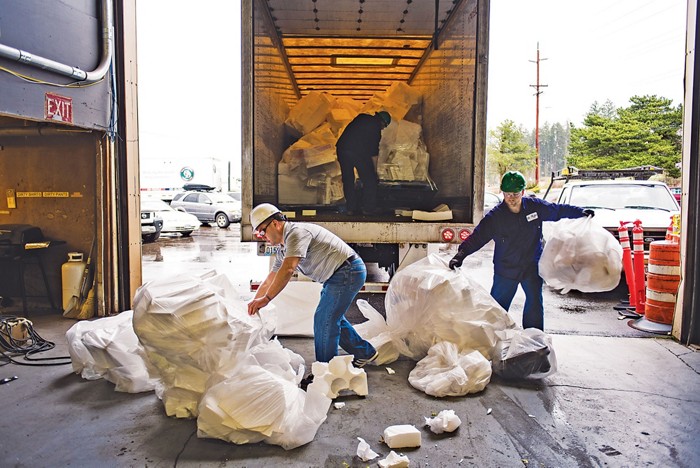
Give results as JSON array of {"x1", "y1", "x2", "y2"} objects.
[{"x1": 332, "y1": 56, "x2": 396, "y2": 66}]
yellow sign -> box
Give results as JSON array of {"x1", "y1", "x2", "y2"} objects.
[
  {"x1": 70, "y1": 192, "x2": 83, "y2": 198},
  {"x1": 42, "y1": 192, "x2": 69, "y2": 198},
  {"x1": 17, "y1": 192, "x2": 42, "y2": 198},
  {"x1": 6, "y1": 189, "x2": 16, "y2": 209}
]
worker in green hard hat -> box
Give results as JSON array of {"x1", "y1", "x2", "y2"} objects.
[{"x1": 449, "y1": 170, "x2": 594, "y2": 330}]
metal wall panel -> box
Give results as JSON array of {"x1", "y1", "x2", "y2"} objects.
[
  {"x1": 252, "y1": 0, "x2": 297, "y2": 205},
  {"x1": 411, "y1": 0, "x2": 480, "y2": 222},
  {"x1": 0, "y1": 0, "x2": 111, "y2": 130}
]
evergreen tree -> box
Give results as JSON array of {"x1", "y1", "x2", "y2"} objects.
[{"x1": 568, "y1": 95, "x2": 682, "y2": 177}]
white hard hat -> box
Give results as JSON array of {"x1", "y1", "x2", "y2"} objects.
[{"x1": 250, "y1": 203, "x2": 281, "y2": 230}]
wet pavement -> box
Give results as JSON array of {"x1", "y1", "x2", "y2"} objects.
[{"x1": 2, "y1": 223, "x2": 699, "y2": 467}]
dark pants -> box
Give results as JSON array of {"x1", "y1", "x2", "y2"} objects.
[
  {"x1": 490, "y1": 271, "x2": 545, "y2": 330},
  {"x1": 337, "y1": 149, "x2": 378, "y2": 213}
]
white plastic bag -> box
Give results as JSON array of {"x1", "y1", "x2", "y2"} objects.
[
  {"x1": 132, "y1": 272, "x2": 275, "y2": 418},
  {"x1": 539, "y1": 217, "x2": 622, "y2": 293},
  {"x1": 492, "y1": 328, "x2": 557, "y2": 379},
  {"x1": 408, "y1": 342, "x2": 491, "y2": 397},
  {"x1": 356, "y1": 254, "x2": 516, "y2": 363},
  {"x1": 66, "y1": 311, "x2": 160, "y2": 393},
  {"x1": 197, "y1": 339, "x2": 330, "y2": 450}
]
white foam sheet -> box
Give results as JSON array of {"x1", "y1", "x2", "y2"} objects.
[
  {"x1": 355, "y1": 254, "x2": 517, "y2": 363},
  {"x1": 259, "y1": 281, "x2": 320, "y2": 337},
  {"x1": 66, "y1": 311, "x2": 160, "y2": 393}
]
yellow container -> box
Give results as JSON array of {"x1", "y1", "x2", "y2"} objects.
[{"x1": 62, "y1": 252, "x2": 85, "y2": 311}]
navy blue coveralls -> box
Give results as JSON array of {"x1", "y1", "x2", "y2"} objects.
[
  {"x1": 335, "y1": 113, "x2": 384, "y2": 214},
  {"x1": 457, "y1": 197, "x2": 586, "y2": 330}
]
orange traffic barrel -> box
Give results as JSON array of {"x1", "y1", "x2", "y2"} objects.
[{"x1": 644, "y1": 240, "x2": 681, "y2": 325}]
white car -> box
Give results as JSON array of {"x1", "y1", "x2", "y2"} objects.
[
  {"x1": 484, "y1": 191, "x2": 502, "y2": 213},
  {"x1": 170, "y1": 191, "x2": 242, "y2": 228},
  {"x1": 556, "y1": 179, "x2": 680, "y2": 251},
  {"x1": 141, "y1": 199, "x2": 200, "y2": 237}
]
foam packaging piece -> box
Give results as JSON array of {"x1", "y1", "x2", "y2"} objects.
[
  {"x1": 378, "y1": 451, "x2": 410, "y2": 468},
  {"x1": 307, "y1": 355, "x2": 368, "y2": 399},
  {"x1": 382, "y1": 424, "x2": 421, "y2": 449},
  {"x1": 356, "y1": 437, "x2": 379, "y2": 461},
  {"x1": 425, "y1": 409, "x2": 462, "y2": 434}
]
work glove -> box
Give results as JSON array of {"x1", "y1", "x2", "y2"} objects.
[
  {"x1": 449, "y1": 250, "x2": 467, "y2": 270},
  {"x1": 583, "y1": 209, "x2": 595, "y2": 218}
]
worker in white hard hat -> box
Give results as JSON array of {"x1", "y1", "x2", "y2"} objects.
[{"x1": 247, "y1": 203, "x2": 378, "y2": 379}]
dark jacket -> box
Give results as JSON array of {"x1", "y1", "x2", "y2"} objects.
[
  {"x1": 335, "y1": 113, "x2": 384, "y2": 158},
  {"x1": 458, "y1": 197, "x2": 586, "y2": 280}
]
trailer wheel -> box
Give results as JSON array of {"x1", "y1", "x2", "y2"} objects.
[{"x1": 215, "y1": 212, "x2": 231, "y2": 228}]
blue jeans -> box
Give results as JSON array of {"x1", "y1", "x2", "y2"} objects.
[
  {"x1": 314, "y1": 258, "x2": 376, "y2": 363},
  {"x1": 490, "y1": 272, "x2": 544, "y2": 330}
]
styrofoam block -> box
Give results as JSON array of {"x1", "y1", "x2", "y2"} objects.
[
  {"x1": 357, "y1": 437, "x2": 379, "y2": 461},
  {"x1": 382, "y1": 424, "x2": 421, "y2": 448},
  {"x1": 285, "y1": 91, "x2": 332, "y2": 135},
  {"x1": 378, "y1": 450, "x2": 410, "y2": 468},
  {"x1": 302, "y1": 144, "x2": 337, "y2": 168},
  {"x1": 307, "y1": 355, "x2": 368, "y2": 399},
  {"x1": 425, "y1": 409, "x2": 462, "y2": 434}
]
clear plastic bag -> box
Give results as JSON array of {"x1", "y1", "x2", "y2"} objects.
[
  {"x1": 539, "y1": 217, "x2": 623, "y2": 293},
  {"x1": 355, "y1": 254, "x2": 516, "y2": 363},
  {"x1": 492, "y1": 328, "x2": 557, "y2": 379},
  {"x1": 408, "y1": 342, "x2": 491, "y2": 397}
]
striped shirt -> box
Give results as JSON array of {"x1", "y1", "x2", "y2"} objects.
[{"x1": 271, "y1": 221, "x2": 356, "y2": 283}]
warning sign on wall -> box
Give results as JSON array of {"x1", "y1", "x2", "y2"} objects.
[{"x1": 45, "y1": 92, "x2": 73, "y2": 124}]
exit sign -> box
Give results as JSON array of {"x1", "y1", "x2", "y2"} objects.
[{"x1": 45, "y1": 92, "x2": 73, "y2": 124}]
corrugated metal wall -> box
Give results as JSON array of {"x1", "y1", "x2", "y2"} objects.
[
  {"x1": 251, "y1": 0, "x2": 297, "y2": 205},
  {"x1": 411, "y1": 0, "x2": 480, "y2": 221}
]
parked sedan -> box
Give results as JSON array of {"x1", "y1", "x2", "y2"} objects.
[
  {"x1": 141, "y1": 199, "x2": 200, "y2": 236},
  {"x1": 140, "y1": 209, "x2": 163, "y2": 243},
  {"x1": 170, "y1": 191, "x2": 242, "y2": 228},
  {"x1": 484, "y1": 191, "x2": 502, "y2": 213}
]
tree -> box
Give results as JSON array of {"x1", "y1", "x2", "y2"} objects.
[
  {"x1": 487, "y1": 120, "x2": 536, "y2": 185},
  {"x1": 568, "y1": 95, "x2": 682, "y2": 178},
  {"x1": 531, "y1": 122, "x2": 570, "y2": 177}
]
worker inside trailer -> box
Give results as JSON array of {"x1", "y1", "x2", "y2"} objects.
[
  {"x1": 335, "y1": 111, "x2": 392, "y2": 216},
  {"x1": 449, "y1": 171, "x2": 594, "y2": 330}
]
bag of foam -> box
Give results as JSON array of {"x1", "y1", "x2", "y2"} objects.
[
  {"x1": 408, "y1": 342, "x2": 491, "y2": 397},
  {"x1": 539, "y1": 217, "x2": 622, "y2": 293},
  {"x1": 492, "y1": 328, "x2": 557, "y2": 379},
  {"x1": 356, "y1": 254, "x2": 516, "y2": 363},
  {"x1": 66, "y1": 311, "x2": 160, "y2": 393}
]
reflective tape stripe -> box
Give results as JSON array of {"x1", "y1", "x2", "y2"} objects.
[
  {"x1": 648, "y1": 264, "x2": 681, "y2": 275},
  {"x1": 645, "y1": 289, "x2": 677, "y2": 303}
]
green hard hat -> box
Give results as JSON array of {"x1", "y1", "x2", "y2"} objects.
[{"x1": 501, "y1": 171, "x2": 526, "y2": 192}]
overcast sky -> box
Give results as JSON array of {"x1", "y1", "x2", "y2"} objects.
[{"x1": 136, "y1": 1, "x2": 687, "y2": 178}]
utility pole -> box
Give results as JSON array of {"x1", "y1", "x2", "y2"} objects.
[{"x1": 529, "y1": 43, "x2": 548, "y2": 185}]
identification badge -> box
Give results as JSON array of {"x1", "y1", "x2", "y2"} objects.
[{"x1": 526, "y1": 212, "x2": 539, "y2": 222}]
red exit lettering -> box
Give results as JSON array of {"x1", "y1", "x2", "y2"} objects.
[{"x1": 45, "y1": 93, "x2": 73, "y2": 124}]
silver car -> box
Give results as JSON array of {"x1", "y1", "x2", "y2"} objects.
[{"x1": 170, "y1": 191, "x2": 242, "y2": 228}]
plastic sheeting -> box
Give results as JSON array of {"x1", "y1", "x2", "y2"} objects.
[
  {"x1": 492, "y1": 328, "x2": 557, "y2": 380},
  {"x1": 197, "y1": 339, "x2": 331, "y2": 450},
  {"x1": 377, "y1": 119, "x2": 430, "y2": 182},
  {"x1": 540, "y1": 217, "x2": 623, "y2": 293},
  {"x1": 66, "y1": 311, "x2": 160, "y2": 393},
  {"x1": 355, "y1": 254, "x2": 517, "y2": 363},
  {"x1": 132, "y1": 271, "x2": 276, "y2": 418},
  {"x1": 408, "y1": 342, "x2": 491, "y2": 397}
]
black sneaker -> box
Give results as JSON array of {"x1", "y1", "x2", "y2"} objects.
[{"x1": 352, "y1": 351, "x2": 379, "y2": 368}]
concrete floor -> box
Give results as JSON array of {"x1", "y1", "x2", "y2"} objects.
[{"x1": 2, "y1": 227, "x2": 700, "y2": 467}]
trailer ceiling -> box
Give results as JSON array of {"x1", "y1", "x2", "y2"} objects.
[{"x1": 263, "y1": 0, "x2": 465, "y2": 101}]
